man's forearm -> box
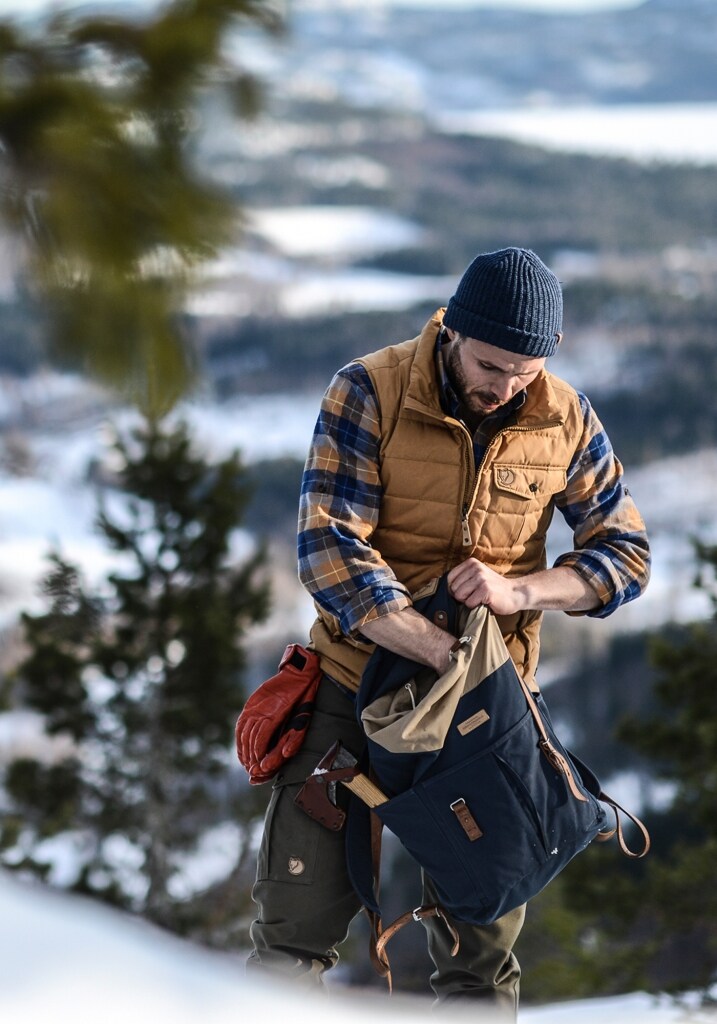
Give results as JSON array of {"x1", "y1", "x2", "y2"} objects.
[
  {"x1": 360, "y1": 607, "x2": 456, "y2": 675},
  {"x1": 360, "y1": 563, "x2": 600, "y2": 676},
  {"x1": 509, "y1": 565, "x2": 601, "y2": 613},
  {"x1": 447, "y1": 559, "x2": 601, "y2": 616}
]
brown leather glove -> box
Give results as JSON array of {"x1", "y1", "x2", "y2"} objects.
[{"x1": 235, "y1": 644, "x2": 322, "y2": 784}]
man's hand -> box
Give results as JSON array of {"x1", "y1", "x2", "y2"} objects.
[
  {"x1": 447, "y1": 558, "x2": 525, "y2": 615},
  {"x1": 447, "y1": 558, "x2": 602, "y2": 615}
]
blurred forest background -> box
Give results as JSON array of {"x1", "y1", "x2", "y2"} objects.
[{"x1": 0, "y1": 0, "x2": 716, "y2": 1009}]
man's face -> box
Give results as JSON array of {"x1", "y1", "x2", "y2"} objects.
[{"x1": 444, "y1": 329, "x2": 546, "y2": 418}]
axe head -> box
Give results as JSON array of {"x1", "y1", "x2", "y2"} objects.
[
  {"x1": 293, "y1": 740, "x2": 361, "y2": 831},
  {"x1": 323, "y1": 739, "x2": 361, "y2": 771}
]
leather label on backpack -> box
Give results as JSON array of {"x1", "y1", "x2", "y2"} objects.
[
  {"x1": 457, "y1": 709, "x2": 490, "y2": 735},
  {"x1": 450, "y1": 798, "x2": 484, "y2": 841}
]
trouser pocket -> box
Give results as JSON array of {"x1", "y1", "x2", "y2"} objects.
[
  {"x1": 255, "y1": 677, "x2": 366, "y2": 886},
  {"x1": 256, "y1": 750, "x2": 327, "y2": 885}
]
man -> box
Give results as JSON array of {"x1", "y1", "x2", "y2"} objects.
[{"x1": 247, "y1": 247, "x2": 650, "y2": 1014}]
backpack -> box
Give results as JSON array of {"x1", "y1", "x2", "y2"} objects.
[{"x1": 343, "y1": 576, "x2": 650, "y2": 978}]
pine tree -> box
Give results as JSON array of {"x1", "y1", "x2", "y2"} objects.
[
  {"x1": 528, "y1": 540, "x2": 717, "y2": 1003},
  {"x1": 612, "y1": 539, "x2": 717, "y2": 998},
  {"x1": 0, "y1": 0, "x2": 281, "y2": 417},
  {"x1": 0, "y1": 1, "x2": 282, "y2": 946},
  {"x1": 0, "y1": 418, "x2": 270, "y2": 938}
]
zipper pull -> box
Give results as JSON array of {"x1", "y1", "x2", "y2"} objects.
[{"x1": 461, "y1": 505, "x2": 472, "y2": 547}]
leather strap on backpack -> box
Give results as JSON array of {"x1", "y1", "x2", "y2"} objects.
[
  {"x1": 365, "y1": 907, "x2": 393, "y2": 991},
  {"x1": 595, "y1": 791, "x2": 651, "y2": 858},
  {"x1": 366, "y1": 904, "x2": 459, "y2": 994},
  {"x1": 365, "y1": 806, "x2": 460, "y2": 991},
  {"x1": 365, "y1": 802, "x2": 394, "y2": 990},
  {"x1": 515, "y1": 673, "x2": 651, "y2": 856},
  {"x1": 375, "y1": 904, "x2": 460, "y2": 980},
  {"x1": 515, "y1": 672, "x2": 589, "y2": 803}
]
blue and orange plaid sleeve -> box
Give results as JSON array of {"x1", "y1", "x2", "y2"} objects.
[
  {"x1": 553, "y1": 392, "x2": 651, "y2": 617},
  {"x1": 298, "y1": 363, "x2": 412, "y2": 637}
]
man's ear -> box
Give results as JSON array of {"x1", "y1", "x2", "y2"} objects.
[{"x1": 555, "y1": 332, "x2": 563, "y2": 347}]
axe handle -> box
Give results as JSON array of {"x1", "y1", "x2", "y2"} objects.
[{"x1": 341, "y1": 773, "x2": 387, "y2": 807}]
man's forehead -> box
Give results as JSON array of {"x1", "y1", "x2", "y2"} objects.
[{"x1": 463, "y1": 335, "x2": 546, "y2": 373}]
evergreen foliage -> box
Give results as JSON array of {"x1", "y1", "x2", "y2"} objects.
[
  {"x1": 0, "y1": 418, "x2": 270, "y2": 938},
  {"x1": 0, "y1": 0, "x2": 281, "y2": 416},
  {"x1": 519, "y1": 541, "x2": 717, "y2": 1003},
  {"x1": 610, "y1": 540, "x2": 717, "y2": 995}
]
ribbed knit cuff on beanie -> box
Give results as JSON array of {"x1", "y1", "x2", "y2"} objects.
[{"x1": 443, "y1": 247, "x2": 563, "y2": 358}]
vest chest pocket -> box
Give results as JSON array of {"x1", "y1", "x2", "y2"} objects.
[{"x1": 491, "y1": 463, "x2": 567, "y2": 507}]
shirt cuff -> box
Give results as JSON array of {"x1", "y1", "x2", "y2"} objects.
[
  {"x1": 552, "y1": 552, "x2": 621, "y2": 619},
  {"x1": 340, "y1": 580, "x2": 413, "y2": 638}
]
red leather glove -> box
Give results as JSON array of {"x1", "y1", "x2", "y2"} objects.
[{"x1": 235, "y1": 644, "x2": 322, "y2": 784}]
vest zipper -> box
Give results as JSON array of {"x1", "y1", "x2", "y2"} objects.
[
  {"x1": 456, "y1": 419, "x2": 475, "y2": 548},
  {"x1": 461, "y1": 505, "x2": 472, "y2": 547}
]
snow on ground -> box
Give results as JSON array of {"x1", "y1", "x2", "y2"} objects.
[
  {"x1": 188, "y1": 265, "x2": 455, "y2": 318},
  {"x1": 0, "y1": 871, "x2": 712, "y2": 1024},
  {"x1": 248, "y1": 206, "x2": 426, "y2": 259},
  {"x1": 187, "y1": 206, "x2": 451, "y2": 318},
  {"x1": 436, "y1": 102, "x2": 717, "y2": 166},
  {"x1": 267, "y1": 268, "x2": 452, "y2": 319},
  {"x1": 192, "y1": 98, "x2": 717, "y2": 322}
]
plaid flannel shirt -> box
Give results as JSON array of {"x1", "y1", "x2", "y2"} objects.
[{"x1": 298, "y1": 342, "x2": 650, "y2": 639}]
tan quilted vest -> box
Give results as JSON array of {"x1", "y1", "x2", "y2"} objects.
[{"x1": 309, "y1": 310, "x2": 585, "y2": 692}]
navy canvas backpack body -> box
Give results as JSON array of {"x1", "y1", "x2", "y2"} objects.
[{"x1": 345, "y1": 576, "x2": 649, "y2": 968}]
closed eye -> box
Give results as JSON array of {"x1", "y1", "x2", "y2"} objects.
[{"x1": 478, "y1": 360, "x2": 533, "y2": 379}]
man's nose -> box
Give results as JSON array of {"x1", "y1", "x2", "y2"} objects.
[{"x1": 494, "y1": 376, "x2": 514, "y2": 401}]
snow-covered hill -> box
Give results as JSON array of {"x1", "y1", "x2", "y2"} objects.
[{"x1": 0, "y1": 872, "x2": 710, "y2": 1024}]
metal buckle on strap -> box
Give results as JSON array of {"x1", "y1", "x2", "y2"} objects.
[
  {"x1": 412, "y1": 905, "x2": 441, "y2": 923},
  {"x1": 448, "y1": 635, "x2": 474, "y2": 662}
]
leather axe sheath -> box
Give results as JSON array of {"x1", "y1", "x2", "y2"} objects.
[{"x1": 294, "y1": 740, "x2": 387, "y2": 830}]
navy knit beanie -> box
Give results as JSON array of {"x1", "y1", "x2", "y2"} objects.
[{"x1": 443, "y1": 247, "x2": 563, "y2": 358}]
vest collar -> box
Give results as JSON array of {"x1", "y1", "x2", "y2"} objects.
[{"x1": 404, "y1": 309, "x2": 447, "y2": 419}]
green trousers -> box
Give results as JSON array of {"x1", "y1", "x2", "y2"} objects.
[{"x1": 247, "y1": 678, "x2": 525, "y2": 1017}]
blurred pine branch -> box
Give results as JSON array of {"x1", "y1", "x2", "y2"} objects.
[{"x1": 0, "y1": 0, "x2": 282, "y2": 418}]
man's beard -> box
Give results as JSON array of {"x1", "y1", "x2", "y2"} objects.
[{"x1": 446, "y1": 342, "x2": 502, "y2": 418}]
